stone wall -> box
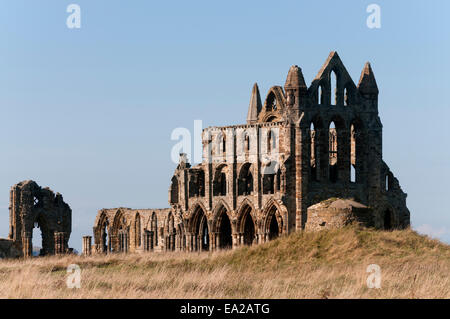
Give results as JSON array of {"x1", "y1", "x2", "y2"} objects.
[{"x1": 305, "y1": 198, "x2": 374, "y2": 231}]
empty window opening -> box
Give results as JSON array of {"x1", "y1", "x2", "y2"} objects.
[
  {"x1": 329, "y1": 121, "x2": 338, "y2": 183},
  {"x1": 222, "y1": 136, "x2": 226, "y2": 154},
  {"x1": 330, "y1": 70, "x2": 337, "y2": 105},
  {"x1": 344, "y1": 87, "x2": 349, "y2": 106},
  {"x1": 310, "y1": 122, "x2": 318, "y2": 181},
  {"x1": 238, "y1": 163, "x2": 253, "y2": 196},
  {"x1": 213, "y1": 166, "x2": 227, "y2": 196},
  {"x1": 318, "y1": 85, "x2": 323, "y2": 105},
  {"x1": 101, "y1": 221, "x2": 109, "y2": 253},
  {"x1": 245, "y1": 134, "x2": 250, "y2": 152},
  {"x1": 267, "y1": 130, "x2": 275, "y2": 153}
]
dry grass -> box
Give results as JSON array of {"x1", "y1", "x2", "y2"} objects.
[{"x1": 0, "y1": 226, "x2": 448, "y2": 299}]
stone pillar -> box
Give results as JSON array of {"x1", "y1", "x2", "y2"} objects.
[
  {"x1": 54, "y1": 232, "x2": 66, "y2": 255},
  {"x1": 124, "y1": 232, "x2": 129, "y2": 253},
  {"x1": 82, "y1": 236, "x2": 92, "y2": 256},
  {"x1": 23, "y1": 231, "x2": 32, "y2": 258},
  {"x1": 149, "y1": 230, "x2": 154, "y2": 250},
  {"x1": 143, "y1": 231, "x2": 151, "y2": 252}
]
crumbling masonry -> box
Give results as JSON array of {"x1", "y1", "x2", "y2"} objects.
[
  {"x1": 0, "y1": 180, "x2": 72, "y2": 258},
  {"x1": 86, "y1": 52, "x2": 410, "y2": 255}
]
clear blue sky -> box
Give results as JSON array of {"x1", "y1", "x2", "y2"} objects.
[{"x1": 0, "y1": 0, "x2": 449, "y2": 251}]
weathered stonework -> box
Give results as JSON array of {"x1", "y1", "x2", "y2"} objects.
[
  {"x1": 305, "y1": 198, "x2": 373, "y2": 231},
  {"x1": 90, "y1": 52, "x2": 410, "y2": 254},
  {"x1": 0, "y1": 180, "x2": 72, "y2": 258}
]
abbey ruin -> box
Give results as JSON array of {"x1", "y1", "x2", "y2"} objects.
[
  {"x1": 84, "y1": 52, "x2": 410, "y2": 255},
  {"x1": 0, "y1": 180, "x2": 72, "y2": 258}
]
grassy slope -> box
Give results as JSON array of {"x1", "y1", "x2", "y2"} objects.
[{"x1": 0, "y1": 226, "x2": 448, "y2": 298}]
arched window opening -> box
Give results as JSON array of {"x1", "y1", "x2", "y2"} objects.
[
  {"x1": 350, "y1": 124, "x2": 356, "y2": 183},
  {"x1": 310, "y1": 122, "x2": 318, "y2": 181},
  {"x1": 262, "y1": 164, "x2": 276, "y2": 194},
  {"x1": 222, "y1": 135, "x2": 226, "y2": 154},
  {"x1": 170, "y1": 176, "x2": 179, "y2": 204},
  {"x1": 275, "y1": 169, "x2": 281, "y2": 192},
  {"x1": 188, "y1": 169, "x2": 205, "y2": 198},
  {"x1": 330, "y1": 70, "x2": 337, "y2": 105},
  {"x1": 238, "y1": 163, "x2": 253, "y2": 196},
  {"x1": 384, "y1": 210, "x2": 393, "y2": 230},
  {"x1": 32, "y1": 214, "x2": 49, "y2": 256},
  {"x1": 218, "y1": 210, "x2": 232, "y2": 249},
  {"x1": 318, "y1": 85, "x2": 323, "y2": 105},
  {"x1": 244, "y1": 133, "x2": 250, "y2": 152},
  {"x1": 101, "y1": 219, "x2": 109, "y2": 253},
  {"x1": 266, "y1": 92, "x2": 277, "y2": 112},
  {"x1": 329, "y1": 121, "x2": 338, "y2": 183},
  {"x1": 201, "y1": 217, "x2": 209, "y2": 250},
  {"x1": 213, "y1": 165, "x2": 227, "y2": 196},
  {"x1": 135, "y1": 214, "x2": 141, "y2": 248},
  {"x1": 267, "y1": 130, "x2": 273, "y2": 153},
  {"x1": 344, "y1": 87, "x2": 349, "y2": 106}
]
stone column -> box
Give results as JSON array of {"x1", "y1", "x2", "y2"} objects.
[
  {"x1": 54, "y1": 232, "x2": 66, "y2": 255},
  {"x1": 23, "y1": 231, "x2": 32, "y2": 258},
  {"x1": 82, "y1": 236, "x2": 92, "y2": 256}
]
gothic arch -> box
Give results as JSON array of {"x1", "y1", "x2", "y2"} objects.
[
  {"x1": 236, "y1": 202, "x2": 257, "y2": 246},
  {"x1": 112, "y1": 209, "x2": 128, "y2": 253},
  {"x1": 169, "y1": 175, "x2": 179, "y2": 204},
  {"x1": 31, "y1": 212, "x2": 52, "y2": 256},
  {"x1": 212, "y1": 203, "x2": 233, "y2": 249},
  {"x1": 262, "y1": 200, "x2": 286, "y2": 240},
  {"x1": 259, "y1": 86, "x2": 286, "y2": 123},
  {"x1": 95, "y1": 211, "x2": 110, "y2": 253},
  {"x1": 189, "y1": 205, "x2": 210, "y2": 251},
  {"x1": 186, "y1": 201, "x2": 208, "y2": 220}
]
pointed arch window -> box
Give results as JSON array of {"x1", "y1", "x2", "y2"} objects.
[
  {"x1": 310, "y1": 122, "x2": 318, "y2": 181},
  {"x1": 330, "y1": 70, "x2": 337, "y2": 105},
  {"x1": 329, "y1": 121, "x2": 338, "y2": 183},
  {"x1": 267, "y1": 130, "x2": 273, "y2": 153},
  {"x1": 318, "y1": 85, "x2": 323, "y2": 105}
]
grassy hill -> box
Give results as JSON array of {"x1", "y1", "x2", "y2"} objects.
[{"x1": 0, "y1": 225, "x2": 448, "y2": 298}]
